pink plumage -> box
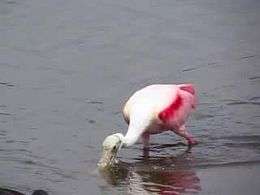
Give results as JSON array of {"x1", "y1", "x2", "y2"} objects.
[{"x1": 122, "y1": 84, "x2": 198, "y2": 147}]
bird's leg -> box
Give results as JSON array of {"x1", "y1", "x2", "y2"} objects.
[
  {"x1": 173, "y1": 125, "x2": 198, "y2": 146},
  {"x1": 141, "y1": 133, "x2": 150, "y2": 149},
  {"x1": 141, "y1": 133, "x2": 150, "y2": 158}
]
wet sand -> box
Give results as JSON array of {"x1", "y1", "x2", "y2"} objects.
[{"x1": 1, "y1": 0, "x2": 260, "y2": 194}]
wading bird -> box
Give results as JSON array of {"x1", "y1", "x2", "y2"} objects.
[{"x1": 98, "y1": 84, "x2": 198, "y2": 169}]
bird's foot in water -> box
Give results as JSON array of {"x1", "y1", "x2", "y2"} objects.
[{"x1": 188, "y1": 138, "x2": 198, "y2": 146}]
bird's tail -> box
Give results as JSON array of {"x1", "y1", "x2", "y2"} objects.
[
  {"x1": 178, "y1": 83, "x2": 196, "y2": 95},
  {"x1": 178, "y1": 83, "x2": 197, "y2": 109}
]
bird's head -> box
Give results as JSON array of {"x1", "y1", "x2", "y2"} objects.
[{"x1": 98, "y1": 133, "x2": 124, "y2": 169}]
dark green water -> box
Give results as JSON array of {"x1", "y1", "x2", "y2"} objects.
[{"x1": 1, "y1": 0, "x2": 260, "y2": 194}]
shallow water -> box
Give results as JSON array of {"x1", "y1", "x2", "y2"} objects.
[{"x1": 1, "y1": 0, "x2": 260, "y2": 194}]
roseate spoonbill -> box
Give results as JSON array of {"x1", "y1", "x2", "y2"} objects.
[{"x1": 98, "y1": 84, "x2": 198, "y2": 169}]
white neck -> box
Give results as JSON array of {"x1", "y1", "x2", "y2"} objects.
[{"x1": 112, "y1": 132, "x2": 137, "y2": 148}]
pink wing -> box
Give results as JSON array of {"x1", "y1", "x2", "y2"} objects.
[{"x1": 158, "y1": 84, "x2": 197, "y2": 123}]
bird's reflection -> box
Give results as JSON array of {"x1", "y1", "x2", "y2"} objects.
[{"x1": 100, "y1": 145, "x2": 201, "y2": 194}]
